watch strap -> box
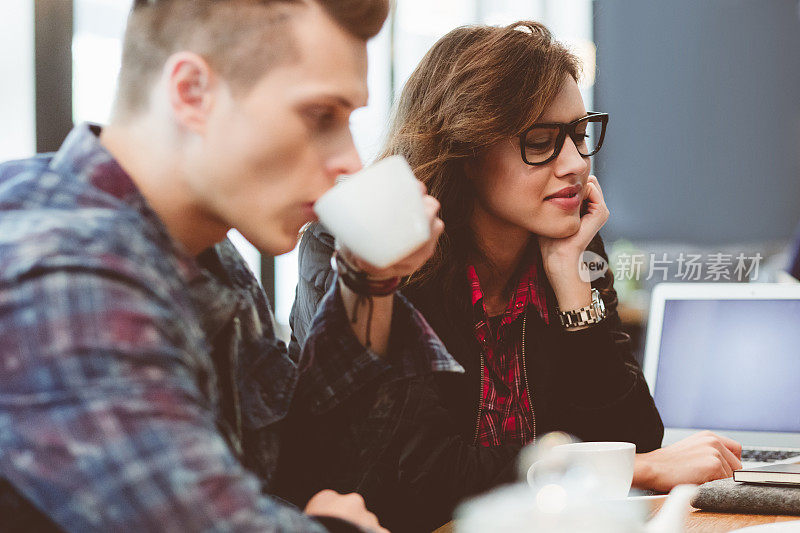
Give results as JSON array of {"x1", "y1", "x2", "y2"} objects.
[{"x1": 556, "y1": 288, "x2": 606, "y2": 328}]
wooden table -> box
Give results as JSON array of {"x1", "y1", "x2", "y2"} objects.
[
  {"x1": 433, "y1": 500, "x2": 800, "y2": 532},
  {"x1": 651, "y1": 501, "x2": 799, "y2": 532}
]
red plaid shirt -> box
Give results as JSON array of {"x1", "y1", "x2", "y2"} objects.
[{"x1": 468, "y1": 260, "x2": 550, "y2": 447}]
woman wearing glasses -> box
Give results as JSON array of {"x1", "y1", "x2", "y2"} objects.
[{"x1": 278, "y1": 21, "x2": 742, "y2": 532}]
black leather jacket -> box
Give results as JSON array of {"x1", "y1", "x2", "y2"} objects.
[{"x1": 281, "y1": 223, "x2": 664, "y2": 532}]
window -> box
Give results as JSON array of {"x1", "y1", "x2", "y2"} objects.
[
  {"x1": 0, "y1": 0, "x2": 35, "y2": 162},
  {"x1": 72, "y1": 0, "x2": 130, "y2": 125}
]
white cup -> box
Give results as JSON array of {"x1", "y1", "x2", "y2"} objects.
[
  {"x1": 313, "y1": 155, "x2": 430, "y2": 269},
  {"x1": 527, "y1": 441, "x2": 636, "y2": 500}
]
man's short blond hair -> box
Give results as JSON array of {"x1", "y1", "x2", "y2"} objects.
[{"x1": 116, "y1": 0, "x2": 389, "y2": 113}]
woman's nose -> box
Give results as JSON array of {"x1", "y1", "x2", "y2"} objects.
[{"x1": 553, "y1": 136, "x2": 589, "y2": 178}]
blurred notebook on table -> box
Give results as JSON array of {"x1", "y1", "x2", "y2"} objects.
[{"x1": 734, "y1": 464, "x2": 800, "y2": 486}]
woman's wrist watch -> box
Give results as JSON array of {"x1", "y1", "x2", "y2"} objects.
[{"x1": 556, "y1": 288, "x2": 607, "y2": 329}]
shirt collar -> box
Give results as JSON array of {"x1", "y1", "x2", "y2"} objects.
[
  {"x1": 191, "y1": 242, "x2": 245, "y2": 341},
  {"x1": 467, "y1": 253, "x2": 550, "y2": 327},
  {"x1": 50, "y1": 123, "x2": 203, "y2": 283}
]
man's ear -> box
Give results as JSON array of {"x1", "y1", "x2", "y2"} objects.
[{"x1": 163, "y1": 52, "x2": 218, "y2": 133}]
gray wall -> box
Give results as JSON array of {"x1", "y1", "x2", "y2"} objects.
[{"x1": 594, "y1": 0, "x2": 800, "y2": 244}]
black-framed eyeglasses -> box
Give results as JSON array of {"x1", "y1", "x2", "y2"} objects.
[{"x1": 519, "y1": 112, "x2": 609, "y2": 166}]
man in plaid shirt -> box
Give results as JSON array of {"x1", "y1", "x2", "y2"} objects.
[{"x1": 0, "y1": 0, "x2": 446, "y2": 531}]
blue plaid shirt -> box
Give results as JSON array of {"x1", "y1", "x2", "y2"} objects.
[{"x1": 0, "y1": 124, "x2": 459, "y2": 531}]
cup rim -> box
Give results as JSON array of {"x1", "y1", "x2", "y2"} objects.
[{"x1": 554, "y1": 441, "x2": 636, "y2": 452}]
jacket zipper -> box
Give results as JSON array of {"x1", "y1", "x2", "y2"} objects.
[
  {"x1": 472, "y1": 348, "x2": 485, "y2": 445},
  {"x1": 521, "y1": 314, "x2": 536, "y2": 442},
  {"x1": 473, "y1": 314, "x2": 537, "y2": 444}
]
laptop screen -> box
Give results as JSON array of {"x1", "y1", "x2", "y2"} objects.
[{"x1": 654, "y1": 299, "x2": 800, "y2": 433}]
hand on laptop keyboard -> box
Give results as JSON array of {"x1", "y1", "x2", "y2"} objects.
[{"x1": 633, "y1": 431, "x2": 742, "y2": 492}]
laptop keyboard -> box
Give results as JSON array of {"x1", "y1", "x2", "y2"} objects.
[{"x1": 741, "y1": 446, "x2": 800, "y2": 463}]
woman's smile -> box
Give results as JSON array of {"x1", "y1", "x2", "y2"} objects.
[{"x1": 544, "y1": 183, "x2": 583, "y2": 211}]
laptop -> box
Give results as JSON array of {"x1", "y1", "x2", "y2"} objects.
[{"x1": 643, "y1": 283, "x2": 800, "y2": 467}]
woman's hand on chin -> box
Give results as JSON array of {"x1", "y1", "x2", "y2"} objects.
[
  {"x1": 538, "y1": 175, "x2": 609, "y2": 273},
  {"x1": 538, "y1": 175, "x2": 610, "y2": 312}
]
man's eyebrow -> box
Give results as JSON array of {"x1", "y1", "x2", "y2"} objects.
[
  {"x1": 299, "y1": 94, "x2": 357, "y2": 110},
  {"x1": 323, "y1": 89, "x2": 372, "y2": 109}
]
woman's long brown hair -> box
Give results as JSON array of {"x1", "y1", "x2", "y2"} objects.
[{"x1": 379, "y1": 21, "x2": 620, "y2": 311}]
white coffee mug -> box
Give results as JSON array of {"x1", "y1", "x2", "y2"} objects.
[
  {"x1": 527, "y1": 441, "x2": 636, "y2": 499},
  {"x1": 313, "y1": 155, "x2": 430, "y2": 269}
]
